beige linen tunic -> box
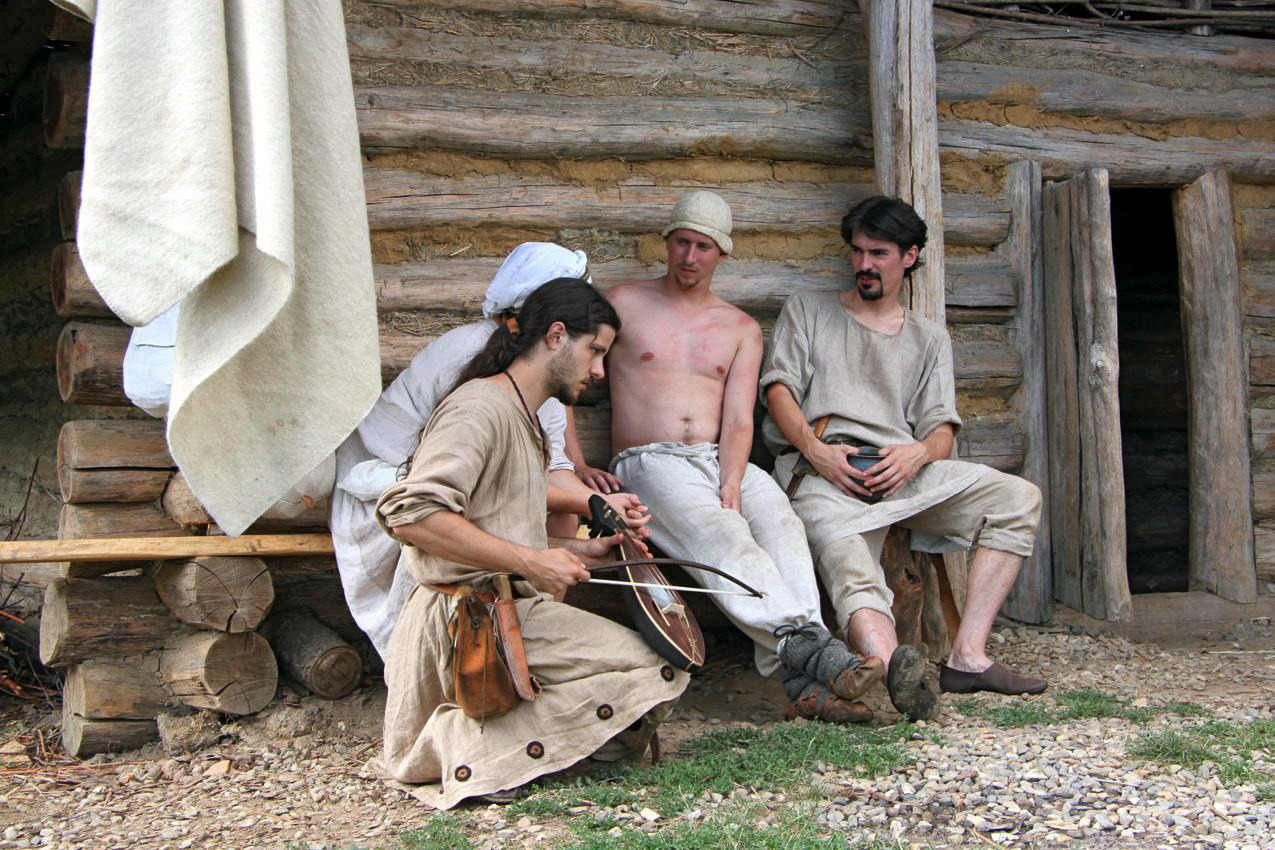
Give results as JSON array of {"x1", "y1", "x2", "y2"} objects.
[
  {"x1": 375, "y1": 380, "x2": 687, "y2": 809},
  {"x1": 760, "y1": 290, "x2": 987, "y2": 555}
]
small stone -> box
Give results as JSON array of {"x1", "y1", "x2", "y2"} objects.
[
  {"x1": 639, "y1": 808, "x2": 660, "y2": 822},
  {"x1": 204, "y1": 759, "x2": 231, "y2": 778}
]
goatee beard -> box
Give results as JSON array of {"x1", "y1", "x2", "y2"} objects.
[{"x1": 857, "y1": 280, "x2": 884, "y2": 301}]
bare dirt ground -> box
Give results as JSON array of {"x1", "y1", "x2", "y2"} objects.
[{"x1": 1, "y1": 616, "x2": 1273, "y2": 850}]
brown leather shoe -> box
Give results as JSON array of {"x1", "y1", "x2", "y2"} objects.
[
  {"x1": 786, "y1": 685, "x2": 874, "y2": 725},
  {"x1": 939, "y1": 662, "x2": 1047, "y2": 695},
  {"x1": 827, "y1": 654, "x2": 885, "y2": 702}
]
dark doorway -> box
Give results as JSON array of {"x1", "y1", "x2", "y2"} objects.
[{"x1": 1111, "y1": 189, "x2": 1189, "y2": 593}]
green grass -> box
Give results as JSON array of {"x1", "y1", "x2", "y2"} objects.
[
  {"x1": 399, "y1": 814, "x2": 474, "y2": 850},
  {"x1": 560, "y1": 803, "x2": 901, "y2": 850},
  {"x1": 519, "y1": 721, "x2": 915, "y2": 819},
  {"x1": 956, "y1": 689, "x2": 1209, "y2": 729},
  {"x1": 1128, "y1": 718, "x2": 1275, "y2": 787}
]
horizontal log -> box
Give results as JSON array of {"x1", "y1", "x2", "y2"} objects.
[
  {"x1": 58, "y1": 420, "x2": 173, "y2": 503},
  {"x1": 1243, "y1": 209, "x2": 1275, "y2": 261},
  {"x1": 359, "y1": 0, "x2": 855, "y2": 36},
  {"x1": 937, "y1": 61, "x2": 1275, "y2": 127},
  {"x1": 52, "y1": 241, "x2": 110, "y2": 318},
  {"x1": 44, "y1": 52, "x2": 88, "y2": 149},
  {"x1": 45, "y1": 6, "x2": 93, "y2": 41},
  {"x1": 376, "y1": 255, "x2": 1014, "y2": 315},
  {"x1": 58, "y1": 171, "x2": 81, "y2": 241},
  {"x1": 162, "y1": 472, "x2": 330, "y2": 531},
  {"x1": 61, "y1": 715, "x2": 157, "y2": 758},
  {"x1": 58, "y1": 247, "x2": 1016, "y2": 321},
  {"x1": 57, "y1": 321, "x2": 129, "y2": 405},
  {"x1": 159, "y1": 631, "x2": 277, "y2": 716},
  {"x1": 939, "y1": 117, "x2": 1275, "y2": 185},
  {"x1": 0, "y1": 534, "x2": 335, "y2": 564},
  {"x1": 40, "y1": 576, "x2": 185, "y2": 666},
  {"x1": 1255, "y1": 522, "x2": 1275, "y2": 584},
  {"x1": 63, "y1": 656, "x2": 175, "y2": 721},
  {"x1": 1252, "y1": 408, "x2": 1275, "y2": 461},
  {"x1": 1252, "y1": 466, "x2": 1275, "y2": 521},
  {"x1": 1245, "y1": 262, "x2": 1275, "y2": 319},
  {"x1": 269, "y1": 568, "x2": 365, "y2": 648},
  {"x1": 60, "y1": 502, "x2": 187, "y2": 540},
  {"x1": 364, "y1": 170, "x2": 1010, "y2": 247},
  {"x1": 1250, "y1": 335, "x2": 1275, "y2": 386},
  {"x1": 261, "y1": 609, "x2": 362, "y2": 699},
  {"x1": 346, "y1": 24, "x2": 853, "y2": 94},
  {"x1": 357, "y1": 84, "x2": 870, "y2": 163}
]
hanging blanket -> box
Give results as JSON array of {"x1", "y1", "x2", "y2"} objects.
[{"x1": 59, "y1": 0, "x2": 380, "y2": 534}]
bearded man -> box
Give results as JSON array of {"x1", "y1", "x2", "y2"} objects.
[{"x1": 762, "y1": 195, "x2": 1047, "y2": 721}]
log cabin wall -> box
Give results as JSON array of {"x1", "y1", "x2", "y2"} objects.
[
  {"x1": 1241, "y1": 183, "x2": 1275, "y2": 596},
  {"x1": 0, "y1": 0, "x2": 91, "y2": 608}
]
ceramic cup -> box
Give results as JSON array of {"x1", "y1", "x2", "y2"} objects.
[{"x1": 847, "y1": 447, "x2": 884, "y2": 503}]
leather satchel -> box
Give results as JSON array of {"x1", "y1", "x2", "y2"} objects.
[{"x1": 436, "y1": 579, "x2": 541, "y2": 721}]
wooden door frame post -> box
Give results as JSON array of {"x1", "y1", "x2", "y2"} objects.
[
  {"x1": 866, "y1": 0, "x2": 946, "y2": 324},
  {"x1": 1174, "y1": 170, "x2": 1257, "y2": 603}
]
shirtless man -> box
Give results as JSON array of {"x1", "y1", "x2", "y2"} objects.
[{"x1": 604, "y1": 191, "x2": 883, "y2": 724}]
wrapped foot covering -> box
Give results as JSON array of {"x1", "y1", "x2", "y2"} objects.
[
  {"x1": 775, "y1": 624, "x2": 884, "y2": 702},
  {"x1": 783, "y1": 676, "x2": 873, "y2": 724}
]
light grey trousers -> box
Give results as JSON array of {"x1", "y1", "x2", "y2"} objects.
[{"x1": 612, "y1": 442, "x2": 825, "y2": 677}]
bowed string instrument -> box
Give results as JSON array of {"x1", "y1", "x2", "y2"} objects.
[{"x1": 583, "y1": 494, "x2": 763, "y2": 672}]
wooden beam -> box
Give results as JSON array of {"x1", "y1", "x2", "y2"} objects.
[
  {"x1": 1000, "y1": 160, "x2": 1052, "y2": 624},
  {"x1": 57, "y1": 420, "x2": 174, "y2": 504},
  {"x1": 363, "y1": 169, "x2": 1010, "y2": 246},
  {"x1": 357, "y1": 0, "x2": 857, "y2": 37},
  {"x1": 1243, "y1": 209, "x2": 1275, "y2": 261},
  {"x1": 868, "y1": 0, "x2": 946, "y2": 324},
  {"x1": 0, "y1": 534, "x2": 335, "y2": 564},
  {"x1": 1174, "y1": 170, "x2": 1257, "y2": 603}
]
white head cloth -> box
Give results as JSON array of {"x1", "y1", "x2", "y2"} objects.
[{"x1": 481, "y1": 243, "x2": 590, "y2": 318}]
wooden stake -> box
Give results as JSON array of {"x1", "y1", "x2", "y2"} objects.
[{"x1": 1, "y1": 534, "x2": 335, "y2": 564}]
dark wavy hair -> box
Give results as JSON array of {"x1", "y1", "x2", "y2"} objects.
[
  {"x1": 450, "y1": 277, "x2": 620, "y2": 393},
  {"x1": 840, "y1": 196, "x2": 928, "y2": 278}
]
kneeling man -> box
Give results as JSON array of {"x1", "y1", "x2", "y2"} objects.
[
  {"x1": 376, "y1": 278, "x2": 687, "y2": 808},
  {"x1": 762, "y1": 196, "x2": 1046, "y2": 721}
]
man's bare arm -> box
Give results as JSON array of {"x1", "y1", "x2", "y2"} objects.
[
  {"x1": 391, "y1": 511, "x2": 589, "y2": 597},
  {"x1": 563, "y1": 407, "x2": 623, "y2": 493},
  {"x1": 717, "y1": 322, "x2": 764, "y2": 511},
  {"x1": 764, "y1": 383, "x2": 872, "y2": 499}
]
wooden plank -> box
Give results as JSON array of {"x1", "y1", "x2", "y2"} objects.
[
  {"x1": 346, "y1": 24, "x2": 853, "y2": 94},
  {"x1": 363, "y1": 170, "x2": 1010, "y2": 246},
  {"x1": 1242, "y1": 208, "x2": 1275, "y2": 261},
  {"x1": 1243, "y1": 262, "x2": 1275, "y2": 319},
  {"x1": 954, "y1": 413, "x2": 1024, "y2": 472},
  {"x1": 1174, "y1": 170, "x2": 1257, "y2": 603},
  {"x1": 360, "y1": 0, "x2": 856, "y2": 36},
  {"x1": 939, "y1": 118, "x2": 1275, "y2": 186},
  {"x1": 868, "y1": 0, "x2": 946, "y2": 324},
  {"x1": 1001, "y1": 160, "x2": 1052, "y2": 624},
  {"x1": 0, "y1": 534, "x2": 335, "y2": 564},
  {"x1": 1069, "y1": 169, "x2": 1131, "y2": 622},
  {"x1": 1043, "y1": 177, "x2": 1083, "y2": 614}
]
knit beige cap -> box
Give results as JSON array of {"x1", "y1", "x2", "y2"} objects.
[{"x1": 660, "y1": 190, "x2": 733, "y2": 255}]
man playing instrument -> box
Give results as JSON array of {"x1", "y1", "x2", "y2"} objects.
[
  {"x1": 376, "y1": 278, "x2": 687, "y2": 808},
  {"x1": 762, "y1": 195, "x2": 1047, "y2": 722},
  {"x1": 331, "y1": 243, "x2": 650, "y2": 659},
  {"x1": 604, "y1": 191, "x2": 885, "y2": 724}
]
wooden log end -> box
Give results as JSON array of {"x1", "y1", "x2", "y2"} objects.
[
  {"x1": 263, "y1": 609, "x2": 361, "y2": 700},
  {"x1": 38, "y1": 579, "x2": 70, "y2": 666},
  {"x1": 161, "y1": 631, "x2": 278, "y2": 716},
  {"x1": 153, "y1": 557, "x2": 275, "y2": 633}
]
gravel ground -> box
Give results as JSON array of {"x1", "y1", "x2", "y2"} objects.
[{"x1": 1, "y1": 620, "x2": 1272, "y2": 850}]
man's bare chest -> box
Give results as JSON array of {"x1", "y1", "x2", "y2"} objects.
[{"x1": 620, "y1": 320, "x2": 738, "y2": 382}]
